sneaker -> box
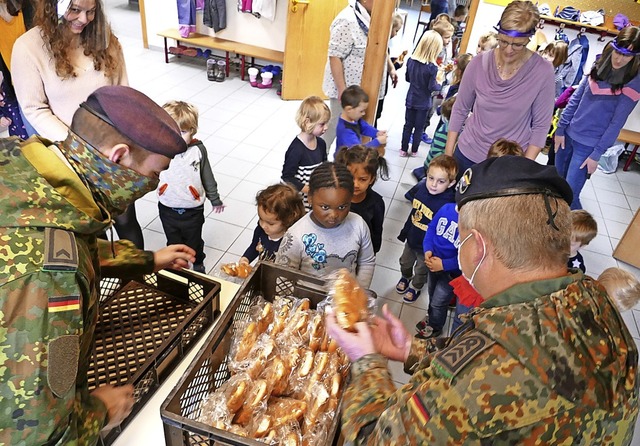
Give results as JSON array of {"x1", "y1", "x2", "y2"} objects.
[
  {"x1": 410, "y1": 151, "x2": 418, "y2": 157},
  {"x1": 415, "y1": 326, "x2": 442, "y2": 340},
  {"x1": 396, "y1": 277, "x2": 410, "y2": 294},
  {"x1": 193, "y1": 263, "x2": 206, "y2": 274},
  {"x1": 403, "y1": 287, "x2": 421, "y2": 303},
  {"x1": 416, "y1": 315, "x2": 429, "y2": 331},
  {"x1": 421, "y1": 133, "x2": 433, "y2": 144},
  {"x1": 399, "y1": 149, "x2": 409, "y2": 157}
]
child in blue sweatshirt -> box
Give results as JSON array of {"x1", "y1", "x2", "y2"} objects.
[
  {"x1": 397, "y1": 155, "x2": 457, "y2": 302},
  {"x1": 416, "y1": 202, "x2": 460, "y2": 339},
  {"x1": 335, "y1": 85, "x2": 387, "y2": 156}
]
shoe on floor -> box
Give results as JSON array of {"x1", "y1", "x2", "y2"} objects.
[
  {"x1": 403, "y1": 287, "x2": 421, "y2": 303},
  {"x1": 193, "y1": 263, "x2": 206, "y2": 274},
  {"x1": 415, "y1": 326, "x2": 442, "y2": 340},
  {"x1": 416, "y1": 315, "x2": 429, "y2": 331},
  {"x1": 396, "y1": 277, "x2": 410, "y2": 294},
  {"x1": 421, "y1": 133, "x2": 433, "y2": 144},
  {"x1": 410, "y1": 151, "x2": 418, "y2": 157},
  {"x1": 400, "y1": 149, "x2": 409, "y2": 157}
]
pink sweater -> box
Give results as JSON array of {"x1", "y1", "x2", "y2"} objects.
[
  {"x1": 449, "y1": 50, "x2": 554, "y2": 163},
  {"x1": 11, "y1": 27, "x2": 128, "y2": 141}
]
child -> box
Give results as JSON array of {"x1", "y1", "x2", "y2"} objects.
[
  {"x1": 158, "y1": 101, "x2": 225, "y2": 274},
  {"x1": 487, "y1": 138, "x2": 524, "y2": 158},
  {"x1": 335, "y1": 145, "x2": 389, "y2": 253},
  {"x1": 281, "y1": 96, "x2": 330, "y2": 208},
  {"x1": 598, "y1": 267, "x2": 640, "y2": 312},
  {"x1": 417, "y1": 200, "x2": 460, "y2": 339},
  {"x1": 276, "y1": 162, "x2": 376, "y2": 287},
  {"x1": 452, "y1": 5, "x2": 468, "y2": 55},
  {"x1": 445, "y1": 52, "x2": 473, "y2": 99},
  {"x1": 569, "y1": 209, "x2": 598, "y2": 273},
  {"x1": 540, "y1": 41, "x2": 570, "y2": 98},
  {"x1": 335, "y1": 85, "x2": 388, "y2": 155},
  {"x1": 401, "y1": 31, "x2": 443, "y2": 157},
  {"x1": 240, "y1": 183, "x2": 305, "y2": 265},
  {"x1": 476, "y1": 31, "x2": 498, "y2": 54},
  {"x1": 397, "y1": 155, "x2": 457, "y2": 302},
  {"x1": 412, "y1": 96, "x2": 456, "y2": 181}
]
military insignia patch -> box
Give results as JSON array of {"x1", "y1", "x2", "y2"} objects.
[
  {"x1": 43, "y1": 228, "x2": 78, "y2": 272},
  {"x1": 409, "y1": 393, "x2": 431, "y2": 425},
  {"x1": 49, "y1": 295, "x2": 80, "y2": 313},
  {"x1": 457, "y1": 168, "x2": 472, "y2": 195},
  {"x1": 434, "y1": 331, "x2": 495, "y2": 379}
]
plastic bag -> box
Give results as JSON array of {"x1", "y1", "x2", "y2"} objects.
[{"x1": 597, "y1": 144, "x2": 625, "y2": 174}]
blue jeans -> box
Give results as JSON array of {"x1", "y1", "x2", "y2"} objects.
[
  {"x1": 402, "y1": 107, "x2": 428, "y2": 154},
  {"x1": 453, "y1": 145, "x2": 475, "y2": 181},
  {"x1": 399, "y1": 243, "x2": 427, "y2": 290},
  {"x1": 452, "y1": 302, "x2": 473, "y2": 332},
  {"x1": 554, "y1": 134, "x2": 590, "y2": 210},
  {"x1": 426, "y1": 270, "x2": 455, "y2": 332}
]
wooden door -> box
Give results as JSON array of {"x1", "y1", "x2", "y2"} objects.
[{"x1": 282, "y1": 0, "x2": 347, "y2": 100}]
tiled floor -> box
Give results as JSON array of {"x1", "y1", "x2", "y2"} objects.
[{"x1": 5, "y1": 1, "x2": 640, "y2": 440}]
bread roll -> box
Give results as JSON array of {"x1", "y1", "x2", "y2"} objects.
[
  {"x1": 308, "y1": 313, "x2": 325, "y2": 352},
  {"x1": 234, "y1": 321, "x2": 258, "y2": 362},
  {"x1": 332, "y1": 269, "x2": 368, "y2": 332},
  {"x1": 256, "y1": 302, "x2": 274, "y2": 334}
]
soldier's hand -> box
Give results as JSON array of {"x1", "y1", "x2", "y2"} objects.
[
  {"x1": 370, "y1": 304, "x2": 411, "y2": 362},
  {"x1": 92, "y1": 384, "x2": 134, "y2": 431},
  {"x1": 153, "y1": 244, "x2": 196, "y2": 271},
  {"x1": 325, "y1": 307, "x2": 376, "y2": 362}
]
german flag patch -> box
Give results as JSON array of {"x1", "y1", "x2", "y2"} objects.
[
  {"x1": 49, "y1": 296, "x2": 80, "y2": 313},
  {"x1": 409, "y1": 393, "x2": 431, "y2": 426}
]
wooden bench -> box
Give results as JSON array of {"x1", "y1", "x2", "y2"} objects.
[
  {"x1": 157, "y1": 28, "x2": 284, "y2": 80},
  {"x1": 618, "y1": 129, "x2": 640, "y2": 172}
]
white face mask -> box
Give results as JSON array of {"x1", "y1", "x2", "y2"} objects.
[{"x1": 458, "y1": 232, "x2": 486, "y2": 291}]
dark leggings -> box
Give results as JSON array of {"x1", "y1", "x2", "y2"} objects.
[{"x1": 114, "y1": 205, "x2": 144, "y2": 249}]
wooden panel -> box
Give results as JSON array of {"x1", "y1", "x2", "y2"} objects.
[{"x1": 282, "y1": 0, "x2": 348, "y2": 100}]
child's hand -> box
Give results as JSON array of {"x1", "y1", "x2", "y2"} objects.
[
  {"x1": 301, "y1": 184, "x2": 310, "y2": 194},
  {"x1": 239, "y1": 256, "x2": 250, "y2": 265},
  {"x1": 426, "y1": 255, "x2": 444, "y2": 272},
  {"x1": 424, "y1": 250, "x2": 433, "y2": 265},
  {"x1": 377, "y1": 134, "x2": 388, "y2": 145},
  {"x1": 0, "y1": 117, "x2": 11, "y2": 127},
  {"x1": 212, "y1": 204, "x2": 226, "y2": 213}
]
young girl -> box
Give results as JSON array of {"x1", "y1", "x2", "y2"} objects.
[
  {"x1": 402, "y1": 30, "x2": 443, "y2": 157},
  {"x1": 276, "y1": 162, "x2": 375, "y2": 288},
  {"x1": 541, "y1": 41, "x2": 570, "y2": 98},
  {"x1": 281, "y1": 96, "x2": 330, "y2": 208},
  {"x1": 555, "y1": 27, "x2": 640, "y2": 210},
  {"x1": 240, "y1": 183, "x2": 305, "y2": 265},
  {"x1": 335, "y1": 145, "x2": 389, "y2": 253},
  {"x1": 445, "y1": 52, "x2": 472, "y2": 99}
]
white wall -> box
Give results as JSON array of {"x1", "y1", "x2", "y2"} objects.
[
  {"x1": 463, "y1": 0, "x2": 640, "y2": 132},
  {"x1": 144, "y1": 0, "x2": 287, "y2": 51}
]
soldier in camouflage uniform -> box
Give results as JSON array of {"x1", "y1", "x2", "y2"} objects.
[
  {"x1": 328, "y1": 156, "x2": 639, "y2": 445},
  {"x1": 0, "y1": 86, "x2": 197, "y2": 445}
]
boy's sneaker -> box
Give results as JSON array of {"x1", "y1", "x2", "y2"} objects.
[
  {"x1": 193, "y1": 263, "x2": 206, "y2": 274},
  {"x1": 421, "y1": 133, "x2": 433, "y2": 144},
  {"x1": 416, "y1": 315, "x2": 429, "y2": 331},
  {"x1": 415, "y1": 326, "x2": 442, "y2": 340},
  {"x1": 396, "y1": 277, "x2": 410, "y2": 294}
]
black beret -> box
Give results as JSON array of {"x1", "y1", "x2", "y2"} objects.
[
  {"x1": 81, "y1": 86, "x2": 187, "y2": 158},
  {"x1": 456, "y1": 156, "x2": 573, "y2": 208}
]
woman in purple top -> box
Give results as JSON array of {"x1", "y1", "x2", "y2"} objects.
[{"x1": 445, "y1": 1, "x2": 555, "y2": 173}]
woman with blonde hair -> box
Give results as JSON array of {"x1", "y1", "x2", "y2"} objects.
[
  {"x1": 445, "y1": 0, "x2": 555, "y2": 171},
  {"x1": 12, "y1": 0, "x2": 141, "y2": 247},
  {"x1": 401, "y1": 30, "x2": 444, "y2": 157}
]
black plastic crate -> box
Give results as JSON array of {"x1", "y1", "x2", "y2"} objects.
[
  {"x1": 90, "y1": 269, "x2": 221, "y2": 446},
  {"x1": 160, "y1": 262, "x2": 342, "y2": 446}
]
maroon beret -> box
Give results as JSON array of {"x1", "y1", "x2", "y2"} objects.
[{"x1": 81, "y1": 86, "x2": 187, "y2": 158}]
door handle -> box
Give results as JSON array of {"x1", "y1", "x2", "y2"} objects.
[{"x1": 291, "y1": 0, "x2": 309, "y2": 12}]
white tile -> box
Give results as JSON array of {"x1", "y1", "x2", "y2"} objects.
[
  {"x1": 141, "y1": 228, "x2": 168, "y2": 252},
  {"x1": 599, "y1": 204, "x2": 634, "y2": 225},
  {"x1": 246, "y1": 165, "x2": 283, "y2": 185},
  {"x1": 381, "y1": 218, "x2": 405, "y2": 247},
  {"x1": 227, "y1": 180, "x2": 265, "y2": 204},
  {"x1": 580, "y1": 249, "x2": 618, "y2": 277},
  {"x1": 594, "y1": 189, "x2": 630, "y2": 209},
  {"x1": 372, "y1": 178, "x2": 398, "y2": 199},
  {"x1": 373, "y1": 295, "x2": 403, "y2": 318},
  {"x1": 591, "y1": 174, "x2": 624, "y2": 194},
  {"x1": 581, "y1": 234, "x2": 613, "y2": 257},
  {"x1": 135, "y1": 199, "x2": 159, "y2": 229},
  {"x1": 619, "y1": 180, "x2": 640, "y2": 198},
  {"x1": 202, "y1": 219, "x2": 244, "y2": 251},
  {"x1": 201, "y1": 246, "x2": 226, "y2": 275},
  {"x1": 386, "y1": 198, "x2": 412, "y2": 222},
  {"x1": 227, "y1": 228, "x2": 255, "y2": 257},
  {"x1": 214, "y1": 123, "x2": 257, "y2": 142},
  {"x1": 592, "y1": 216, "x2": 608, "y2": 236},
  {"x1": 393, "y1": 183, "x2": 413, "y2": 202},
  {"x1": 581, "y1": 198, "x2": 601, "y2": 218},
  {"x1": 626, "y1": 196, "x2": 640, "y2": 212},
  {"x1": 202, "y1": 135, "x2": 240, "y2": 157},
  {"x1": 371, "y1": 266, "x2": 404, "y2": 302},
  {"x1": 616, "y1": 170, "x2": 640, "y2": 186},
  {"x1": 212, "y1": 156, "x2": 257, "y2": 179},
  {"x1": 604, "y1": 220, "x2": 630, "y2": 240},
  {"x1": 375, "y1": 240, "x2": 404, "y2": 270},
  {"x1": 209, "y1": 198, "x2": 257, "y2": 228}
]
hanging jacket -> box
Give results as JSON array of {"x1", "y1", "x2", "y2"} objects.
[
  {"x1": 177, "y1": 0, "x2": 196, "y2": 37},
  {"x1": 567, "y1": 35, "x2": 589, "y2": 86},
  {"x1": 203, "y1": 0, "x2": 227, "y2": 32}
]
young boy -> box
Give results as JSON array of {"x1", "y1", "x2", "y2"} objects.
[
  {"x1": 416, "y1": 200, "x2": 460, "y2": 338},
  {"x1": 598, "y1": 267, "x2": 640, "y2": 312},
  {"x1": 398, "y1": 155, "x2": 457, "y2": 302},
  {"x1": 412, "y1": 96, "x2": 456, "y2": 181},
  {"x1": 569, "y1": 209, "x2": 597, "y2": 273},
  {"x1": 487, "y1": 138, "x2": 524, "y2": 158},
  {"x1": 158, "y1": 101, "x2": 225, "y2": 274},
  {"x1": 476, "y1": 31, "x2": 498, "y2": 54},
  {"x1": 452, "y1": 5, "x2": 468, "y2": 55},
  {"x1": 335, "y1": 85, "x2": 387, "y2": 156}
]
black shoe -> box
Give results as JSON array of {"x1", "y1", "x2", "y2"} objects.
[
  {"x1": 415, "y1": 326, "x2": 442, "y2": 340},
  {"x1": 193, "y1": 263, "x2": 206, "y2": 274}
]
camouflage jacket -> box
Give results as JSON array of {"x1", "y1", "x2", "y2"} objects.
[
  {"x1": 0, "y1": 137, "x2": 155, "y2": 445},
  {"x1": 343, "y1": 272, "x2": 639, "y2": 445}
]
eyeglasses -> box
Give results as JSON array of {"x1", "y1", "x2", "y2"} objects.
[{"x1": 496, "y1": 38, "x2": 529, "y2": 51}]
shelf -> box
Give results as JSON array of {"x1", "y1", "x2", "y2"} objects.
[{"x1": 538, "y1": 14, "x2": 620, "y2": 41}]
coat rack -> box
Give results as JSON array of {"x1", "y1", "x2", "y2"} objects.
[{"x1": 537, "y1": 15, "x2": 615, "y2": 42}]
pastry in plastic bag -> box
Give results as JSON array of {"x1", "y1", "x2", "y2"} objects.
[
  {"x1": 221, "y1": 262, "x2": 253, "y2": 278},
  {"x1": 331, "y1": 269, "x2": 368, "y2": 332}
]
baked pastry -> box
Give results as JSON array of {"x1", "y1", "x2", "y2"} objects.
[
  {"x1": 303, "y1": 386, "x2": 330, "y2": 435},
  {"x1": 223, "y1": 374, "x2": 251, "y2": 413},
  {"x1": 332, "y1": 269, "x2": 368, "y2": 332},
  {"x1": 256, "y1": 302, "x2": 274, "y2": 334},
  {"x1": 266, "y1": 397, "x2": 307, "y2": 425},
  {"x1": 233, "y1": 379, "x2": 269, "y2": 425},
  {"x1": 308, "y1": 313, "x2": 325, "y2": 352},
  {"x1": 234, "y1": 321, "x2": 258, "y2": 362},
  {"x1": 221, "y1": 262, "x2": 253, "y2": 278}
]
